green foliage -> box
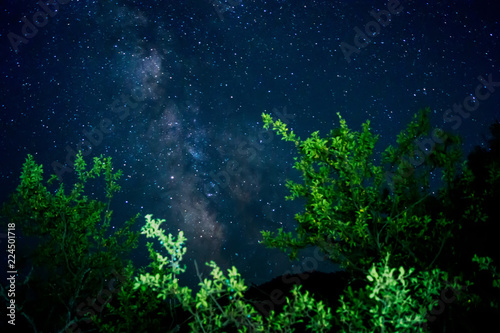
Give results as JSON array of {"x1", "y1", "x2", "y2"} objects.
[
  {"x1": 131, "y1": 214, "x2": 333, "y2": 333},
  {"x1": 472, "y1": 254, "x2": 500, "y2": 309},
  {"x1": 267, "y1": 284, "x2": 333, "y2": 332},
  {"x1": 472, "y1": 255, "x2": 500, "y2": 287},
  {"x1": 260, "y1": 109, "x2": 461, "y2": 275},
  {"x1": 0, "y1": 152, "x2": 140, "y2": 332},
  {"x1": 92, "y1": 262, "x2": 181, "y2": 333},
  {"x1": 259, "y1": 109, "x2": 497, "y2": 331},
  {"x1": 336, "y1": 252, "x2": 460, "y2": 332}
]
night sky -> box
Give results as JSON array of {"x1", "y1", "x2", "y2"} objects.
[{"x1": 1, "y1": 0, "x2": 500, "y2": 290}]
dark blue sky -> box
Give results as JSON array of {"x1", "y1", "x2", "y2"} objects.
[{"x1": 1, "y1": 0, "x2": 499, "y2": 289}]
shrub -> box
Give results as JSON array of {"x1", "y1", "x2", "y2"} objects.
[{"x1": 127, "y1": 214, "x2": 334, "y2": 333}]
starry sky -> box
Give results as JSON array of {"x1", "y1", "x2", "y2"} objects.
[{"x1": 1, "y1": 0, "x2": 500, "y2": 289}]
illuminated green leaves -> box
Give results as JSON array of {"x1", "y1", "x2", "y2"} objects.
[
  {"x1": 1, "y1": 152, "x2": 141, "y2": 332},
  {"x1": 260, "y1": 111, "x2": 387, "y2": 266},
  {"x1": 337, "y1": 252, "x2": 453, "y2": 332},
  {"x1": 256, "y1": 109, "x2": 492, "y2": 331},
  {"x1": 133, "y1": 214, "x2": 333, "y2": 332},
  {"x1": 472, "y1": 255, "x2": 500, "y2": 297},
  {"x1": 140, "y1": 214, "x2": 187, "y2": 276},
  {"x1": 267, "y1": 284, "x2": 333, "y2": 332},
  {"x1": 262, "y1": 112, "x2": 297, "y2": 142},
  {"x1": 259, "y1": 109, "x2": 470, "y2": 277}
]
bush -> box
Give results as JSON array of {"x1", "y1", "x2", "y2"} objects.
[{"x1": 125, "y1": 214, "x2": 334, "y2": 333}]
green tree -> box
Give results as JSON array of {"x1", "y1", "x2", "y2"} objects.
[
  {"x1": 0, "y1": 152, "x2": 140, "y2": 332},
  {"x1": 260, "y1": 108, "x2": 463, "y2": 275},
  {"x1": 258, "y1": 108, "x2": 490, "y2": 331}
]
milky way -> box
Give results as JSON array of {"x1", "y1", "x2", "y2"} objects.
[{"x1": 1, "y1": 0, "x2": 499, "y2": 289}]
